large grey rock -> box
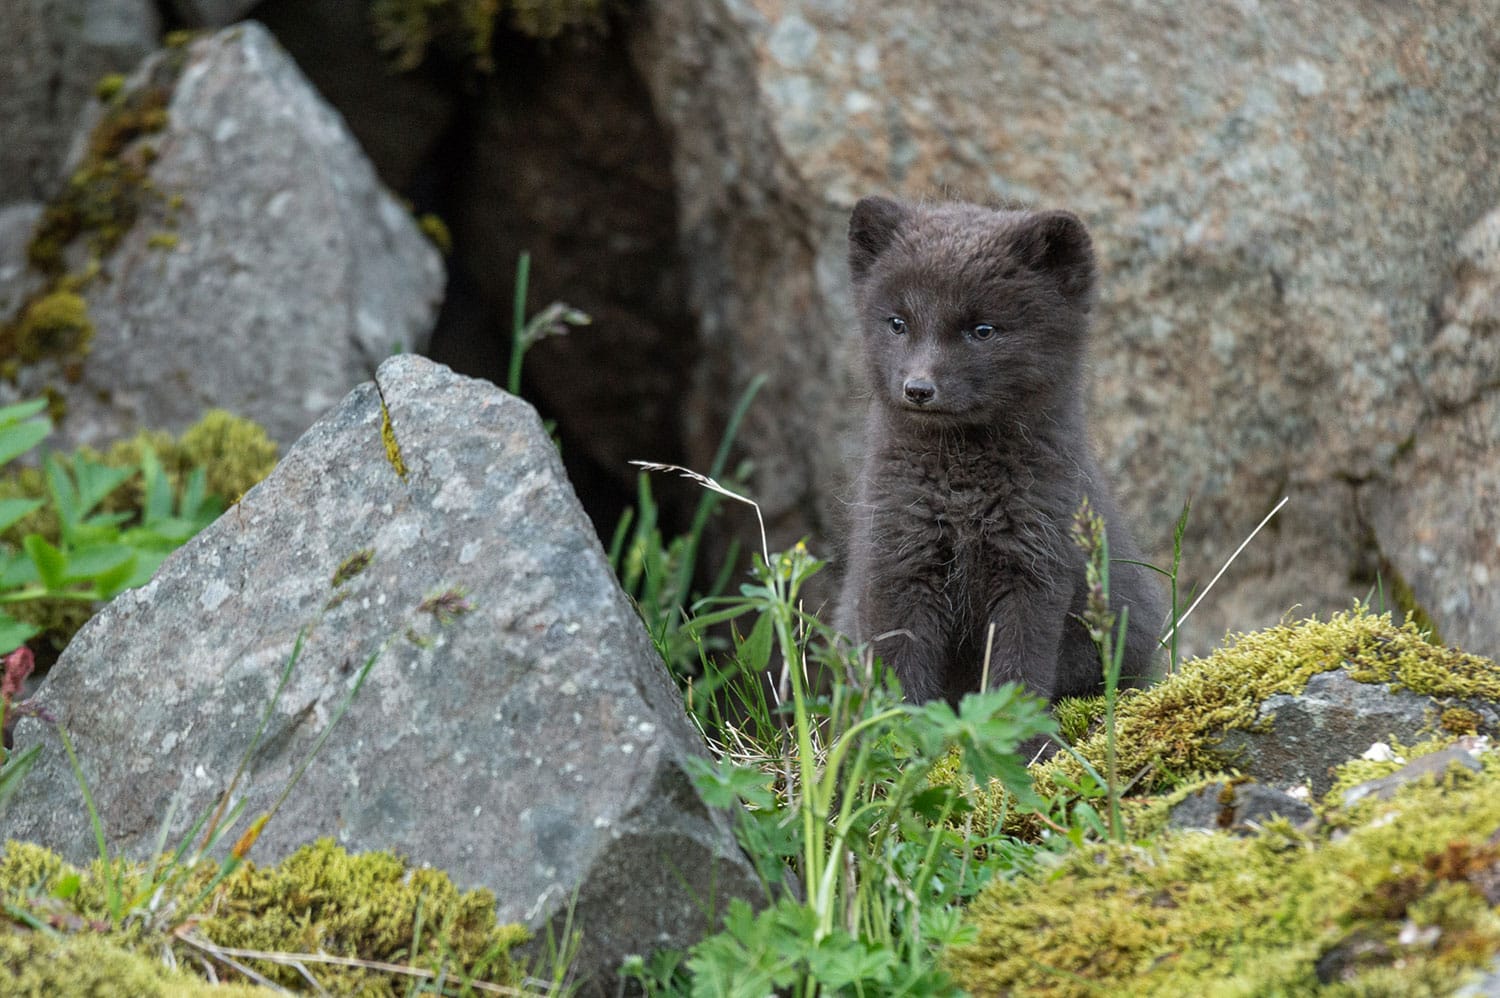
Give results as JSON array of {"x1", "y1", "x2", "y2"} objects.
[
  {"x1": 7, "y1": 355, "x2": 760, "y2": 991},
  {"x1": 628, "y1": 1, "x2": 1500, "y2": 657},
  {"x1": 9, "y1": 22, "x2": 444, "y2": 449},
  {"x1": 0, "y1": 202, "x2": 43, "y2": 317},
  {"x1": 1167, "y1": 780, "x2": 1314, "y2": 834},
  {"x1": 1339, "y1": 740, "x2": 1487, "y2": 808},
  {"x1": 0, "y1": 0, "x2": 160, "y2": 203},
  {"x1": 1368, "y1": 207, "x2": 1500, "y2": 657},
  {"x1": 1216, "y1": 669, "x2": 1500, "y2": 796}
]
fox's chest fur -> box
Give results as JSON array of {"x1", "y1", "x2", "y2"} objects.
[{"x1": 847, "y1": 424, "x2": 1089, "y2": 699}]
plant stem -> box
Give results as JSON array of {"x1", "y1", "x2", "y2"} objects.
[{"x1": 507, "y1": 252, "x2": 531, "y2": 397}]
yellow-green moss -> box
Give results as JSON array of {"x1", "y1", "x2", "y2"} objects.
[
  {"x1": 945, "y1": 754, "x2": 1500, "y2": 996},
  {"x1": 1038, "y1": 609, "x2": 1493, "y2": 800},
  {"x1": 0, "y1": 838, "x2": 529, "y2": 996},
  {"x1": 1053, "y1": 695, "x2": 1106, "y2": 745},
  {"x1": 369, "y1": 0, "x2": 606, "y2": 72},
  {"x1": 199, "y1": 839, "x2": 528, "y2": 993},
  {"x1": 7, "y1": 37, "x2": 192, "y2": 390},
  {"x1": 1441, "y1": 707, "x2": 1482, "y2": 736},
  {"x1": 380, "y1": 399, "x2": 408, "y2": 479},
  {"x1": 417, "y1": 212, "x2": 452, "y2": 254},
  {"x1": 949, "y1": 609, "x2": 1497, "y2": 839},
  {"x1": 93, "y1": 73, "x2": 127, "y2": 103},
  {"x1": 1320, "y1": 733, "x2": 1485, "y2": 814},
  {"x1": 0, "y1": 929, "x2": 273, "y2": 996},
  {"x1": 26, "y1": 81, "x2": 171, "y2": 278},
  {"x1": 0, "y1": 291, "x2": 94, "y2": 374}
]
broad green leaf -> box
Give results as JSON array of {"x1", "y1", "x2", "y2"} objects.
[
  {"x1": 0, "y1": 613, "x2": 39, "y2": 655},
  {"x1": 122, "y1": 547, "x2": 171, "y2": 589},
  {"x1": 0, "y1": 743, "x2": 41, "y2": 819},
  {"x1": 43, "y1": 455, "x2": 80, "y2": 531},
  {"x1": 139, "y1": 445, "x2": 173, "y2": 526},
  {"x1": 69, "y1": 454, "x2": 133, "y2": 520},
  {"x1": 0, "y1": 419, "x2": 48, "y2": 468},
  {"x1": 23, "y1": 534, "x2": 68, "y2": 591},
  {"x1": 0, "y1": 398, "x2": 48, "y2": 426},
  {"x1": 0, "y1": 552, "x2": 37, "y2": 590},
  {"x1": 0, "y1": 498, "x2": 43, "y2": 535},
  {"x1": 180, "y1": 467, "x2": 210, "y2": 519},
  {"x1": 735, "y1": 611, "x2": 774, "y2": 674},
  {"x1": 63, "y1": 544, "x2": 135, "y2": 585},
  {"x1": 90, "y1": 554, "x2": 140, "y2": 599}
]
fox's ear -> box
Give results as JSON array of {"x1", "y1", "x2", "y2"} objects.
[
  {"x1": 1010, "y1": 210, "x2": 1096, "y2": 303},
  {"x1": 848, "y1": 196, "x2": 908, "y2": 282}
]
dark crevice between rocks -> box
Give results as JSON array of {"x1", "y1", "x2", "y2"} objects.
[
  {"x1": 258, "y1": 4, "x2": 701, "y2": 547},
  {"x1": 1348, "y1": 487, "x2": 1443, "y2": 645}
]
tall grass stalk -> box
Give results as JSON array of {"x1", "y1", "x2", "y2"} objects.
[
  {"x1": 636, "y1": 466, "x2": 1054, "y2": 995},
  {"x1": 1157, "y1": 494, "x2": 1288, "y2": 650}
]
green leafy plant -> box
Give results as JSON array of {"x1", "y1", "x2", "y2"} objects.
[
  {"x1": 613, "y1": 376, "x2": 764, "y2": 679},
  {"x1": 0, "y1": 400, "x2": 223, "y2": 655},
  {"x1": 627, "y1": 470, "x2": 1057, "y2": 996}
]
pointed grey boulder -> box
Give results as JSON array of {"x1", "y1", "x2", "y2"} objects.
[
  {"x1": 8, "y1": 354, "x2": 760, "y2": 991},
  {"x1": 8, "y1": 22, "x2": 444, "y2": 450}
]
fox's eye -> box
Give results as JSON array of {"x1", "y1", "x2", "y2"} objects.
[
  {"x1": 887, "y1": 316, "x2": 907, "y2": 335},
  {"x1": 970, "y1": 323, "x2": 996, "y2": 341}
]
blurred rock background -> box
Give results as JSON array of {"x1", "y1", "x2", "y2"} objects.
[{"x1": 3, "y1": 0, "x2": 1497, "y2": 661}]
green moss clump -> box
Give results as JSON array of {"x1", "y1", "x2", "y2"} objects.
[
  {"x1": 0, "y1": 930, "x2": 272, "y2": 996},
  {"x1": 26, "y1": 83, "x2": 171, "y2": 278},
  {"x1": 6, "y1": 38, "x2": 193, "y2": 388},
  {"x1": 1036, "y1": 608, "x2": 1494, "y2": 801},
  {"x1": 0, "y1": 839, "x2": 529, "y2": 996},
  {"x1": 200, "y1": 839, "x2": 529, "y2": 993},
  {"x1": 945, "y1": 609, "x2": 1496, "y2": 840},
  {"x1": 418, "y1": 212, "x2": 452, "y2": 254},
  {"x1": 945, "y1": 754, "x2": 1500, "y2": 996},
  {"x1": 1440, "y1": 707, "x2": 1482, "y2": 736},
  {"x1": 1053, "y1": 695, "x2": 1106, "y2": 745},
  {"x1": 148, "y1": 409, "x2": 279, "y2": 505},
  {"x1": 369, "y1": 0, "x2": 606, "y2": 72},
  {"x1": 93, "y1": 73, "x2": 127, "y2": 103},
  {"x1": 380, "y1": 399, "x2": 408, "y2": 479},
  {"x1": 0, "y1": 291, "x2": 94, "y2": 376}
]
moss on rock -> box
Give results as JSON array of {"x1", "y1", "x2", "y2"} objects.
[
  {"x1": 945, "y1": 753, "x2": 1500, "y2": 996},
  {"x1": 0, "y1": 838, "x2": 529, "y2": 996},
  {"x1": 5, "y1": 51, "x2": 193, "y2": 389},
  {"x1": 1037, "y1": 608, "x2": 1495, "y2": 801},
  {"x1": 945, "y1": 609, "x2": 1497, "y2": 841},
  {"x1": 0, "y1": 290, "x2": 94, "y2": 379}
]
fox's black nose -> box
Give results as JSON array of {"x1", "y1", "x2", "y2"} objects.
[{"x1": 903, "y1": 378, "x2": 936, "y2": 405}]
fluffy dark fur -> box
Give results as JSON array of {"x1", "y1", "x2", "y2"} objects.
[{"x1": 835, "y1": 195, "x2": 1162, "y2": 705}]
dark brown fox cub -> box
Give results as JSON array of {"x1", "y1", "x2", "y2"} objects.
[{"x1": 835, "y1": 196, "x2": 1162, "y2": 705}]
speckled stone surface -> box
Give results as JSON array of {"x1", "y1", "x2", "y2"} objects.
[
  {"x1": 8, "y1": 355, "x2": 760, "y2": 990},
  {"x1": 629, "y1": 0, "x2": 1500, "y2": 657},
  {"x1": 7, "y1": 22, "x2": 444, "y2": 450}
]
